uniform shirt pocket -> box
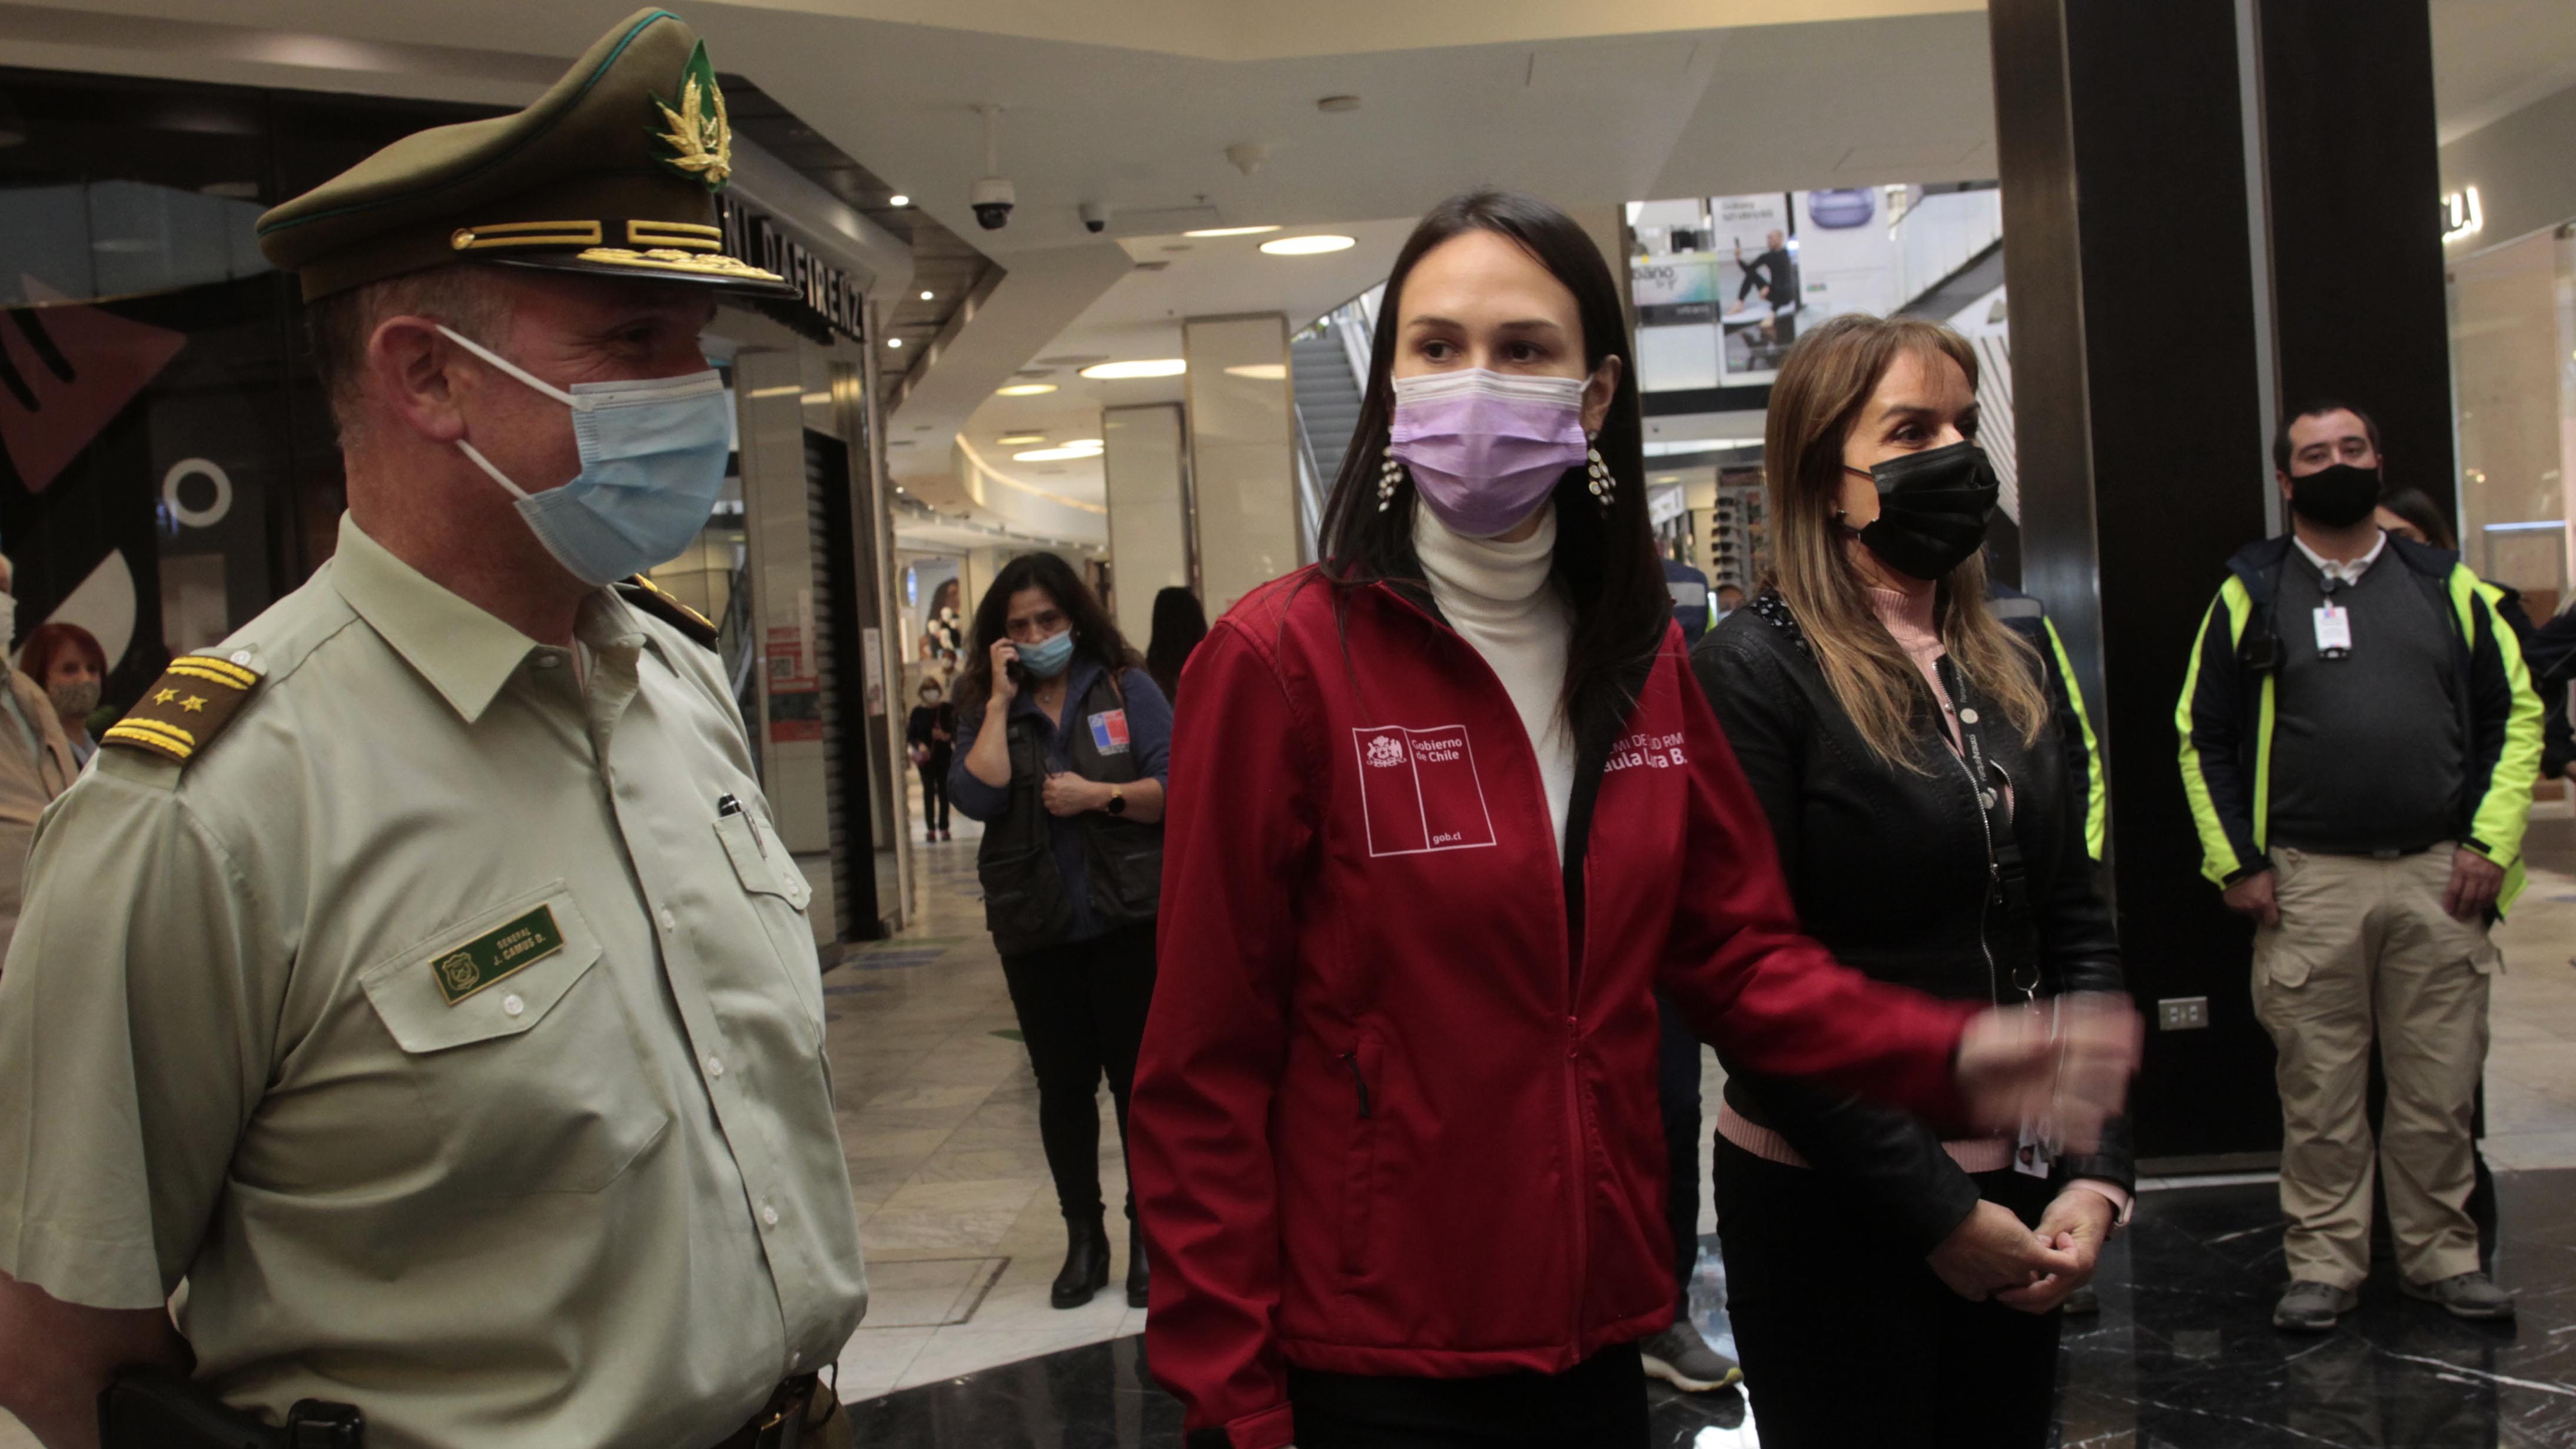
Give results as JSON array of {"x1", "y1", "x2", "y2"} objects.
[
  {"x1": 714, "y1": 811, "x2": 826, "y2": 1043},
  {"x1": 358, "y1": 883, "x2": 673, "y2": 1194}
]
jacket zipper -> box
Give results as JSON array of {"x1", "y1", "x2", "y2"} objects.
[
  {"x1": 1373, "y1": 580, "x2": 1593, "y2": 1352},
  {"x1": 1943, "y1": 740, "x2": 2003, "y2": 1007},
  {"x1": 1336, "y1": 1050, "x2": 1373, "y2": 1119}
]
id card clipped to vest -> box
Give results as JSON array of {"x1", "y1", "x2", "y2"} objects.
[{"x1": 2312, "y1": 603, "x2": 2352, "y2": 661}]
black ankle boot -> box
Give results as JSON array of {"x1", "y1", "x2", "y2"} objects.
[
  {"x1": 1126, "y1": 1219, "x2": 1150, "y2": 1309},
  {"x1": 1051, "y1": 1213, "x2": 1111, "y2": 1309}
]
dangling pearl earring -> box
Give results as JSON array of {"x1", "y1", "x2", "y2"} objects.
[
  {"x1": 1586, "y1": 443, "x2": 1614, "y2": 510},
  {"x1": 1378, "y1": 450, "x2": 1403, "y2": 512}
]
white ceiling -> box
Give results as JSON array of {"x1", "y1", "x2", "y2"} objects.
[{"x1": 2431, "y1": 0, "x2": 2576, "y2": 142}]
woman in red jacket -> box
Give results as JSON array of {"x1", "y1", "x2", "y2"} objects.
[{"x1": 1126, "y1": 191, "x2": 2138, "y2": 1449}]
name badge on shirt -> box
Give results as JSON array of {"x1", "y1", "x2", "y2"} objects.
[
  {"x1": 431, "y1": 904, "x2": 566, "y2": 1006},
  {"x1": 1087, "y1": 709, "x2": 1131, "y2": 755},
  {"x1": 2312, "y1": 604, "x2": 2352, "y2": 659}
]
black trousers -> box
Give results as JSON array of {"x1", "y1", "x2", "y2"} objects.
[
  {"x1": 998, "y1": 921, "x2": 1157, "y2": 1222},
  {"x1": 1712, "y1": 1137, "x2": 2060, "y2": 1449},
  {"x1": 1654, "y1": 993, "x2": 1702, "y2": 1316},
  {"x1": 916, "y1": 761, "x2": 950, "y2": 833},
  {"x1": 1287, "y1": 1344, "x2": 1649, "y2": 1449}
]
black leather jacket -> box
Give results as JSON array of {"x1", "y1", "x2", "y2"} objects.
[{"x1": 1690, "y1": 590, "x2": 2133, "y2": 1252}]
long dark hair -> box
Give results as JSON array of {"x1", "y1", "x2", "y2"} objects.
[
  {"x1": 2377, "y1": 486, "x2": 2458, "y2": 552},
  {"x1": 956, "y1": 552, "x2": 1141, "y2": 717},
  {"x1": 1145, "y1": 586, "x2": 1208, "y2": 701},
  {"x1": 1315, "y1": 190, "x2": 1668, "y2": 742}
]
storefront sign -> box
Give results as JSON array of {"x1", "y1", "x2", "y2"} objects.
[
  {"x1": 765, "y1": 622, "x2": 822, "y2": 741},
  {"x1": 718, "y1": 194, "x2": 866, "y2": 341},
  {"x1": 2442, "y1": 186, "x2": 2484, "y2": 243}
]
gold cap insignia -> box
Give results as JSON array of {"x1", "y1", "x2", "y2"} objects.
[{"x1": 650, "y1": 40, "x2": 732, "y2": 190}]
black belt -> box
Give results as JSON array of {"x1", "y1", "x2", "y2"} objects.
[{"x1": 706, "y1": 1375, "x2": 825, "y2": 1449}]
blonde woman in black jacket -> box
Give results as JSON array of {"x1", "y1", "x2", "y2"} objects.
[{"x1": 1690, "y1": 313, "x2": 2133, "y2": 1449}]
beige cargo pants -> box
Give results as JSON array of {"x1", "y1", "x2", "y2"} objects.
[{"x1": 2251, "y1": 845, "x2": 2499, "y2": 1291}]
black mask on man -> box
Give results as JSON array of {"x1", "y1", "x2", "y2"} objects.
[
  {"x1": 1846, "y1": 441, "x2": 2000, "y2": 581},
  {"x1": 2288, "y1": 463, "x2": 2381, "y2": 528}
]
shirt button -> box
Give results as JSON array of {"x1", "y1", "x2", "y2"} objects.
[
  {"x1": 706, "y1": 1055, "x2": 725, "y2": 1079},
  {"x1": 535, "y1": 654, "x2": 563, "y2": 670},
  {"x1": 502, "y1": 993, "x2": 525, "y2": 1017},
  {"x1": 1959, "y1": 707, "x2": 1980, "y2": 724},
  {"x1": 229, "y1": 649, "x2": 254, "y2": 666},
  {"x1": 659, "y1": 907, "x2": 676, "y2": 932},
  {"x1": 761, "y1": 1205, "x2": 781, "y2": 1228}
]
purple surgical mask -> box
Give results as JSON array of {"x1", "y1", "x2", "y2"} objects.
[{"x1": 1389, "y1": 369, "x2": 1590, "y2": 539}]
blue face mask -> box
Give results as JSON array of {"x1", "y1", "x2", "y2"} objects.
[
  {"x1": 1015, "y1": 628, "x2": 1076, "y2": 679},
  {"x1": 441, "y1": 326, "x2": 733, "y2": 588}
]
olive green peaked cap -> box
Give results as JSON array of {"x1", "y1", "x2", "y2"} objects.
[{"x1": 257, "y1": 8, "x2": 793, "y2": 301}]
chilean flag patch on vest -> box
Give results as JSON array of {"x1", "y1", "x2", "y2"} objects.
[{"x1": 1088, "y1": 709, "x2": 1131, "y2": 755}]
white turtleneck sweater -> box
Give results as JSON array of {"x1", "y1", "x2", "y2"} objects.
[{"x1": 1413, "y1": 500, "x2": 1575, "y2": 856}]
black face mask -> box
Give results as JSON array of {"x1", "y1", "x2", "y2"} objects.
[
  {"x1": 1846, "y1": 441, "x2": 2000, "y2": 581},
  {"x1": 2288, "y1": 463, "x2": 2381, "y2": 528}
]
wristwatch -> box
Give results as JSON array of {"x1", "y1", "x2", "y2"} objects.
[{"x1": 1106, "y1": 785, "x2": 1127, "y2": 817}]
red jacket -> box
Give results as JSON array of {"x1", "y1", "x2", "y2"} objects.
[{"x1": 1129, "y1": 573, "x2": 1979, "y2": 1448}]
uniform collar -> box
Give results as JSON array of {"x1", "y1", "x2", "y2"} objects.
[{"x1": 327, "y1": 513, "x2": 635, "y2": 723}]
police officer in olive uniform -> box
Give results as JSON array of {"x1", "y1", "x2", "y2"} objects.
[{"x1": 0, "y1": 12, "x2": 866, "y2": 1447}]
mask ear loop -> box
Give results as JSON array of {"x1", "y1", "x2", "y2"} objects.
[{"x1": 437, "y1": 324, "x2": 580, "y2": 503}]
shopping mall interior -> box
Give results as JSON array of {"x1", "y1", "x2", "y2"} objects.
[{"x1": 6, "y1": 0, "x2": 2576, "y2": 1445}]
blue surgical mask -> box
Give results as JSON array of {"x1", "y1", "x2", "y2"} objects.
[
  {"x1": 441, "y1": 326, "x2": 733, "y2": 588},
  {"x1": 1015, "y1": 628, "x2": 1075, "y2": 679}
]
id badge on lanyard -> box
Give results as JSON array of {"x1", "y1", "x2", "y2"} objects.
[{"x1": 2313, "y1": 602, "x2": 2352, "y2": 659}]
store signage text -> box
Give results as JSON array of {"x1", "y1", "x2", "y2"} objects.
[
  {"x1": 2442, "y1": 186, "x2": 2484, "y2": 244},
  {"x1": 718, "y1": 195, "x2": 867, "y2": 342}
]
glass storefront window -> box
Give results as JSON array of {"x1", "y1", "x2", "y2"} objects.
[
  {"x1": 0, "y1": 65, "x2": 499, "y2": 714},
  {"x1": 2450, "y1": 227, "x2": 2575, "y2": 621}
]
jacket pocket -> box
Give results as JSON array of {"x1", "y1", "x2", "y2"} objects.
[
  {"x1": 1336, "y1": 1033, "x2": 1381, "y2": 1278},
  {"x1": 358, "y1": 884, "x2": 673, "y2": 1194}
]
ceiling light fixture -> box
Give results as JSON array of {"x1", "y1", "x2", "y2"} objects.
[
  {"x1": 887, "y1": 337, "x2": 904, "y2": 349},
  {"x1": 995, "y1": 433, "x2": 1047, "y2": 446},
  {"x1": 1064, "y1": 438, "x2": 1104, "y2": 450},
  {"x1": 1078, "y1": 359, "x2": 1187, "y2": 380},
  {"x1": 919, "y1": 290, "x2": 934, "y2": 300},
  {"x1": 1183, "y1": 225, "x2": 1280, "y2": 238},
  {"x1": 1014, "y1": 445, "x2": 1107, "y2": 462},
  {"x1": 995, "y1": 383, "x2": 1058, "y2": 396},
  {"x1": 744, "y1": 384, "x2": 802, "y2": 399},
  {"x1": 888, "y1": 194, "x2": 910, "y2": 207},
  {"x1": 1260, "y1": 234, "x2": 1356, "y2": 256},
  {"x1": 1224, "y1": 363, "x2": 1287, "y2": 380}
]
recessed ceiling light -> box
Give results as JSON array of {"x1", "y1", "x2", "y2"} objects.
[
  {"x1": 1079, "y1": 359, "x2": 1187, "y2": 380},
  {"x1": 887, "y1": 337, "x2": 904, "y2": 349},
  {"x1": 1015, "y1": 445, "x2": 1106, "y2": 462},
  {"x1": 995, "y1": 383, "x2": 1058, "y2": 396},
  {"x1": 1184, "y1": 225, "x2": 1281, "y2": 238},
  {"x1": 745, "y1": 384, "x2": 802, "y2": 399},
  {"x1": 1654, "y1": 475, "x2": 1679, "y2": 483},
  {"x1": 1261, "y1": 234, "x2": 1356, "y2": 256},
  {"x1": 995, "y1": 433, "x2": 1047, "y2": 446},
  {"x1": 919, "y1": 290, "x2": 934, "y2": 301},
  {"x1": 1064, "y1": 438, "x2": 1104, "y2": 450},
  {"x1": 1224, "y1": 363, "x2": 1287, "y2": 380},
  {"x1": 888, "y1": 194, "x2": 910, "y2": 207}
]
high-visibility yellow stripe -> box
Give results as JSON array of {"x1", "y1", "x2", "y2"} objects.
[
  {"x1": 2040, "y1": 616, "x2": 2108, "y2": 862},
  {"x1": 2175, "y1": 580, "x2": 2253, "y2": 884},
  {"x1": 2454, "y1": 565, "x2": 2541, "y2": 914}
]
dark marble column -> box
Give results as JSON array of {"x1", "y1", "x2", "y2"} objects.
[{"x1": 1987, "y1": 0, "x2": 2453, "y2": 1162}]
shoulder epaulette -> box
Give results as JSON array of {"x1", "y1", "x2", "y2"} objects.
[
  {"x1": 101, "y1": 654, "x2": 263, "y2": 765},
  {"x1": 616, "y1": 574, "x2": 719, "y2": 648}
]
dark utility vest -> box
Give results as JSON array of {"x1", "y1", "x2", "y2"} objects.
[{"x1": 975, "y1": 670, "x2": 1163, "y2": 954}]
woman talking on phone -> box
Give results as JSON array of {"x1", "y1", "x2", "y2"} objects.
[
  {"x1": 950, "y1": 553, "x2": 1173, "y2": 1312},
  {"x1": 1126, "y1": 192, "x2": 2139, "y2": 1449},
  {"x1": 1692, "y1": 314, "x2": 2131, "y2": 1448}
]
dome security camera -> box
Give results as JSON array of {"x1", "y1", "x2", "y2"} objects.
[
  {"x1": 972, "y1": 175, "x2": 1016, "y2": 231},
  {"x1": 1080, "y1": 200, "x2": 1111, "y2": 235}
]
